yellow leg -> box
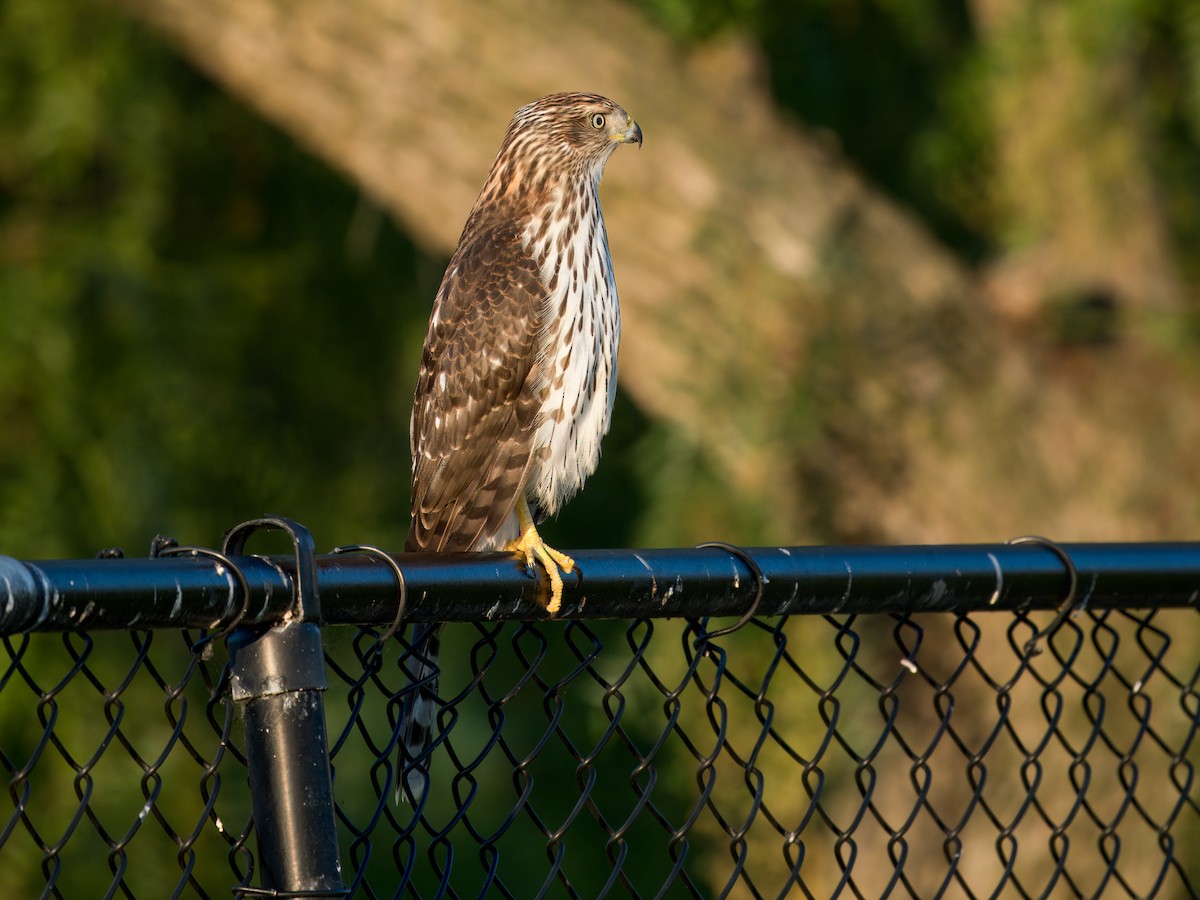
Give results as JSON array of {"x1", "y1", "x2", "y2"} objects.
[{"x1": 507, "y1": 497, "x2": 575, "y2": 614}]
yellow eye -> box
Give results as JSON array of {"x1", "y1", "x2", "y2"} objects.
[{"x1": 589, "y1": 113, "x2": 606, "y2": 129}]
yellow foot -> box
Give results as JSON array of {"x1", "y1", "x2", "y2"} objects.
[{"x1": 508, "y1": 521, "x2": 574, "y2": 614}]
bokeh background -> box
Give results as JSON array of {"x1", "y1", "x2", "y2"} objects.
[
  {"x1": 4, "y1": 0, "x2": 1200, "y2": 559},
  {"x1": 1, "y1": 0, "x2": 1199, "y2": 895}
]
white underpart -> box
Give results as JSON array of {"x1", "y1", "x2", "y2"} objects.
[{"x1": 522, "y1": 174, "x2": 620, "y2": 518}]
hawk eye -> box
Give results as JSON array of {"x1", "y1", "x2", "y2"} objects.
[{"x1": 589, "y1": 113, "x2": 606, "y2": 130}]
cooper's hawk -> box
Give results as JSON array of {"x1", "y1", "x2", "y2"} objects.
[{"x1": 400, "y1": 92, "x2": 641, "y2": 802}]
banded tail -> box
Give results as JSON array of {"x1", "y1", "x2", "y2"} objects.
[{"x1": 397, "y1": 622, "x2": 442, "y2": 804}]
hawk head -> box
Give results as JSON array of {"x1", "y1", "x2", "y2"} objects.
[{"x1": 504, "y1": 92, "x2": 642, "y2": 176}]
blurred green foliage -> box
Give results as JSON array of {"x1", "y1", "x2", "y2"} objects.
[
  {"x1": 2, "y1": 0, "x2": 1200, "y2": 894},
  {"x1": 0, "y1": 0, "x2": 654, "y2": 560},
  {"x1": 4, "y1": 0, "x2": 1200, "y2": 559},
  {"x1": 0, "y1": 1, "x2": 407, "y2": 556}
]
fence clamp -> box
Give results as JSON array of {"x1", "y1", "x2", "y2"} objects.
[
  {"x1": 220, "y1": 515, "x2": 346, "y2": 896},
  {"x1": 221, "y1": 516, "x2": 328, "y2": 700}
]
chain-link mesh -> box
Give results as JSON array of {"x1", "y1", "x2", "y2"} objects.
[{"x1": 2, "y1": 601, "x2": 1197, "y2": 897}]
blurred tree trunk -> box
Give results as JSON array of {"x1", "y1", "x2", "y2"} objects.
[{"x1": 108, "y1": 0, "x2": 1200, "y2": 546}]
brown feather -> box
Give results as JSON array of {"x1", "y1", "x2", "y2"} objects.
[
  {"x1": 406, "y1": 218, "x2": 543, "y2": 552},
  {"x1": 407, "y1": 92, "x2": 639, "y2": 553}
]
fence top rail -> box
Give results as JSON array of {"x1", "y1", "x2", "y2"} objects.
[{"x1": 0, "y1": 540, "x2": 1197, "y2": 634}]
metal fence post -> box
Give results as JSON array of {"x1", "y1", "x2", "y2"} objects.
[{"x1": 223, "y1": 517, "x2": 345, "y2": 898}]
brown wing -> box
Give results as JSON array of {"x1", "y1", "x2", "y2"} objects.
[{"x1": 406, "y1": 220, "x2": 544, "y2": 553}]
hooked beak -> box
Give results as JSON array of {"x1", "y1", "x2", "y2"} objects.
[
  {"x1": 625, "y1": 120, "x2": 643, "y2": 147},
  {"x1": 613, "y1": 119, "x2": 642, "y2": 148}
]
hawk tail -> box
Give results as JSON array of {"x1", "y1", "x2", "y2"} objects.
[{"x1": 397, "y1": 622, "x2": 442, "y2": 805}]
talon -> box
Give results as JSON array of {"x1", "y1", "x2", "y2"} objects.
[{"x1": 508, "y1": 499, "x2": 574, "y2": 614}]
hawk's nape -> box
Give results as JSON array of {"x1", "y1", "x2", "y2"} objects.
[{"x1": 398, "y1": 92, "x2": 641, "y2": 804}]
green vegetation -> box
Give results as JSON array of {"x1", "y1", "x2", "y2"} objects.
[
  {"x1": 1, "y1": 0, "x2": 1199, "y2": 895},
  {"x1": 3, "y1": 0, "x2": 1200, "y2": 558}
]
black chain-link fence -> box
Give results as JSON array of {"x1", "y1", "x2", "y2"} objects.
[{"x1": 1, "y1": 521, "x2": 1197, "y2": 898}]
